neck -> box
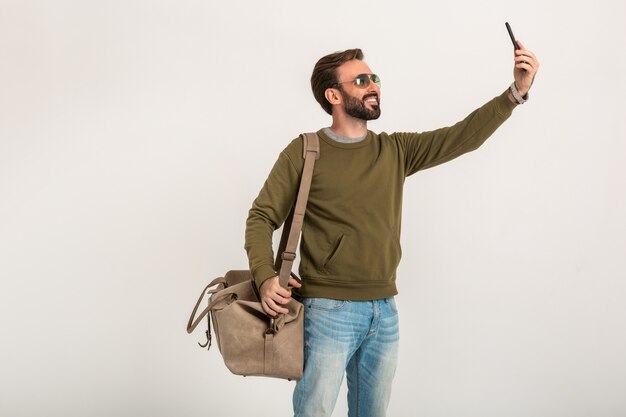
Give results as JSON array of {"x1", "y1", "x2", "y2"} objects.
[{"x1": 329, "y1": 113, "x2": 368, "y2": 138}]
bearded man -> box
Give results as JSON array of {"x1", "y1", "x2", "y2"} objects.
[{"x1": 245, "y1": 45, "x2": 539, "y2": 417}]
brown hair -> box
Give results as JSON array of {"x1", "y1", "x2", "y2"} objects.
[{"x1": 311, "y1": 48, "x2": 363, "y2": 115}]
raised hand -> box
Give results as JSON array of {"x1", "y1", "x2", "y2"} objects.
[{"x1": 513, "y1": 40, "x2": 539, "y2": 97}]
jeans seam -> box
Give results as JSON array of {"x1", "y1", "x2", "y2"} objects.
[{"x1": 354, "y1": 349, "x2": 360, "y2": 417}]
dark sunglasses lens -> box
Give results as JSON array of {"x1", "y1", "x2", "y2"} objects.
[
  {"x1": 353, "y1": 74, "x2": 380, "y2": 88},
  {"x1": 354, "y1": 74, "x2": 370, "y2": 87}
]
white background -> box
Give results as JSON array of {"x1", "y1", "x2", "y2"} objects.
[{"x1": 1, "y1": 1, "x2": 625, "y2": 416}]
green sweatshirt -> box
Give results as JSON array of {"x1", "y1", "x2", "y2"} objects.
[{"x1": 245, "y1": 90, "x2": 517, "y2": 300}]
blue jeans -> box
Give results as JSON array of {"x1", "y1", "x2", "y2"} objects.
[{"x1": 293, "y1": 297, "x2": 399, "y2": 417}]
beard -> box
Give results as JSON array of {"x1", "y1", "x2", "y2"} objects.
[{"x1": 339, "y1": 87, "x2": 381, "y2": 120}]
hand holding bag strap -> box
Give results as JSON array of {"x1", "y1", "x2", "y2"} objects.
[{"x1": 277, "y1": 132, "x2": 320, "y2": 289}]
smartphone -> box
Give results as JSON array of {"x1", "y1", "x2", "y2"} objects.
[{"x1": 505, "y1": 22, "x2": 520, "y2": 50}]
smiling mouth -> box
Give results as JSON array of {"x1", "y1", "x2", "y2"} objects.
[{"x1": 364, "y1": 95, "x2": 379, "y2": 105}]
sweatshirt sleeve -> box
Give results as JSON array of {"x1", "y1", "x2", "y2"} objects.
[
  {"x1": 244, "y1": 149, "x2": 301, "y2": 289},
  {"x1": 396, "y1": 89, "x2": 517, "y2": 176}
]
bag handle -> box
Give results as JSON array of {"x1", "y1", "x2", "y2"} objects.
[
  {"x1": 186, "y1": 276, "x2": 230, "y2": 334},
  {"x1": 275, "y1": 133, "x2": 320, "y2": 289}
]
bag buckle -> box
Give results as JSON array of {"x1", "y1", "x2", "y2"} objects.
[
  {"x1": 265, "y1": 317, "x2": 279, "y2": 335},
  {"x1": 281, "y1": 251, "x2": 296, "y2": 261}
]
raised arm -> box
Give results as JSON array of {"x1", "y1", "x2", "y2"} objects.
[{"x1": 397, "y1": 42, "x2": 539, "y2": 176}]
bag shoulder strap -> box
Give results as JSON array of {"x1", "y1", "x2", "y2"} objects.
[
  {"x1": 187, "y1": 134, "x2": 319, "y2": 337},
  {"x1": 275, "y1": 132, "x2": 320, "y2": 289}
]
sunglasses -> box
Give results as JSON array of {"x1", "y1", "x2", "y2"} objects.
[{"x1": 334, "y1": 73, "x2": 381, "y2": 89}]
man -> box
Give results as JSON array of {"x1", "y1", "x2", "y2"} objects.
[{"x1": 245, "y1": 43, "x2": 539, "y2": 417}]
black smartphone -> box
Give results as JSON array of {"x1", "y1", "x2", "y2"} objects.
[{"x1": 505, "y1": 22, "x2": 520, "y2": 50}]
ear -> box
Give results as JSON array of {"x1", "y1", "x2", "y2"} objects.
[{"x1": 324, "y1": 87, "x2": 342, "y2": 106}]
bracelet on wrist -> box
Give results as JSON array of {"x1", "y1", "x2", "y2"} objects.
[{"x1": 509, "y1": 82, "x2": 528, "y2": 104}]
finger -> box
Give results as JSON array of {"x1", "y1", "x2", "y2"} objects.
[
  {"x1": 271, "y1": 293, "x2": 292, "y2": 305},
  {"x1": 269, "y1": 280, "x2": 292, "y2": 295},
  {"x1": 288, "y1": 278, "x2": 302, "y2": 288},
  {"x1": 516, "y1": 40, "x2": 537, "y2": 65},
  {"x1": 514, "y1": 50, "x2": 535, "y2": 60},
  {"x1": 267, "y1": 298, "x2": 289, "y2": 315},
  {"x1": 515, "y1": 60, "x2": 535, "y2": 72},
  {"x1": 521, "y1": 49, "x2": 538, "y2": 62},
  {"x1": 261, "y1": 300, "x2": 278, "y2": 317},
  {"x1": 515, "y1": 44, "x2": 539, "y2": 65},
  {"x1": 515, "y1": 58, "x2": 536, "y2": 69},
  {"x1": 264, "y1": 283, "x2": 291, "y2": 299},
  {"x1": 281, "y1": 286, "x2": 293, "y2": 295},
  {"x1": 265, "y1": 297, "x2": 289, "y2": 314},
  {"x1": 514, "y1": 56, "x2": 536, "y2": 69},
  {"x1": 514, "y1": 49, "x2": 534, "y2": 58}
]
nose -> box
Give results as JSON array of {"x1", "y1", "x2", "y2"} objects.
[
  {"x1": 368, "y1": 75, "x2": 380, "y2": 93},
  {"x1": 367, "y1": 80, "x2": 380, "y2": 96}
]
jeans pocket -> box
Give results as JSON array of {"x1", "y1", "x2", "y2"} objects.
[
  {"x1": 386, "y1": 297, "x2": 398, "y2": 313},
  {"x1": 305, "y1": 297, "x2": 348, "y2": 311}
]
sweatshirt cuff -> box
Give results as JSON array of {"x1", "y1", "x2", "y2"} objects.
[
  {"x1": 495, "y1": 89, "x2": 518, "y2": 119},
  {"x1": 252, "y1": 264, "x2": 277, "y2": 288}
]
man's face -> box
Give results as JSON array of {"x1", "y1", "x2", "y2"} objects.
[{"x1": 335, "y1": 60, "x2": 381, "y2": 120}]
